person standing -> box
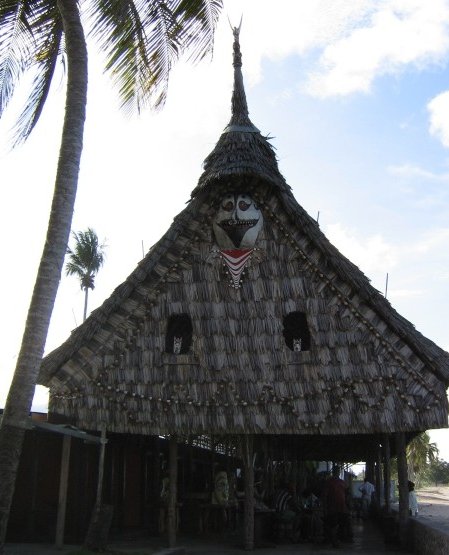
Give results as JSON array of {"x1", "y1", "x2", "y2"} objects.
[
  {"x1": 408, "y1": 481, "x2": 419, "y2": 516},
  {"x1": 273, "y1": 482, "x2": 302, "y2": 541},
  {"x1": 359, "y1": 477, "x2": 375, "y2": 519},
  {"x1": 321, "y1": 466, "x2": 352, "y2": 547}
]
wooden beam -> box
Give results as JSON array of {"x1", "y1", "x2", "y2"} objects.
[
  {"x1": 383, "y1": 435, "x2": 391, "y2": 513},
  {"x1": 96, "y1": 427, "x2": 107, "y2": 507},
  {"x1": 55, "y1": 435, "x2": 71, "y2": 548},
  {"x1": 375, "y1": 442, "x2": 382, "y2": 508},
  {"x1": 395, "y1": 432, "x2": 409, "y2": 547},
  {"x1": 167, "y1": 436, "x2": 178, "y2": 548},
  {"x1": 84, "y1": 427, "x2": 112, "y2": 551},
  {"x1": 242, "y1": 435, "x2": 254, "y2": 550}
]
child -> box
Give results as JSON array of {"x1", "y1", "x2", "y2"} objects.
[{"x1": 408, "y1": 480, "x2": 418, "y2": 516}]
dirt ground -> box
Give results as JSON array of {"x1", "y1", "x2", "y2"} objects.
[{"x1": 415, "y1": 485, "x2": 449, "y2": 520}]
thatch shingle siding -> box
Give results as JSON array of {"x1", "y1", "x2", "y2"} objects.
[
  {"x1": 40, "y1": 179, "x2": 448, "y2": 440},
  {"x1": 39, "y1": 29, "x2": 449, "y2": 462}
]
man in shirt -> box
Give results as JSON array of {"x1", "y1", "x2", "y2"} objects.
[
  {"x1": 359, "y1": 477, "x2": 375, "y2": 519},
  {"x1": 321, "y1": 466, "x2": 352, "y2": 547}
]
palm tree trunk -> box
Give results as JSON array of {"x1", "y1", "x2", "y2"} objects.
[
  {"x1": 83, "y1": 287, "x2": 89, "y2": 322},
  {"x1": 0, "y1": 1, "x2": 87, "y2": 550}
]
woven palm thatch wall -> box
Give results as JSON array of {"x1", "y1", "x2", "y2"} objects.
[
  {"x1": 40, "y1": 179, "x2": 449, "y2": 441},
  {"x1": 40, "y1": 28, "x2": 449, "y2": 456}
]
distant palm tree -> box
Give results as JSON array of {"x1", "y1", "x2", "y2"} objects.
[{"x1": 66, "y1": 228, "x2": 106, "y2": 322}]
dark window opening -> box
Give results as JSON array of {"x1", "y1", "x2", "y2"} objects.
[
  {"x1": 283, "y1": 311, "x2": 311, "y2": 352},
  {"x1": 165, "y1": 314, "x2": 192, "y2": 354}
]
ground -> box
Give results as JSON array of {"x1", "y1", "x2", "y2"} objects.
[{"x1": 416, "y1": 485, "x2": 449, "y2": 520}]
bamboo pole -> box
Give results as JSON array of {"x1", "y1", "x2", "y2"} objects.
[{"x1": 55, "y1": 435, "x2": 71, "y2": 548}]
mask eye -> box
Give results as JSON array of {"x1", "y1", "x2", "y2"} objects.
[
  {"x1": 222, "y1": 200, "x2": 234, "y2": 212},
  {"x1": 238, "y1": 200, "x2": 250, "y2": 211}
]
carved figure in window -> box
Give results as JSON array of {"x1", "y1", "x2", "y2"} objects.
[
  {"x1": 165, "y1": 314, "x2": 192, "y2": 354},
  {"x1": 283, "y1": 312, "x2": 311, "y2": 352}
]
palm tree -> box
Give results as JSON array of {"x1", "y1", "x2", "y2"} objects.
[
  {"x1": 407, "y1": 432, "x2": 439, "y2": 485},
  {"x1": 0, "y1": 1, "x2": 222, "y2": 549},
  {"x1": 66, "y1": 228, "x2": 106, "y2": 322}
]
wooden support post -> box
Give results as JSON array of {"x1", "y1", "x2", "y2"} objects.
[
  {"x1": 365, "y1": 458, "x2": 375, "y2": 483},
  {"x1": 167, "y1": 436, "x2": 178, "y2": 548},
  {"x1": 267, "y1": 438, "x2": 274, "y2": 500},
  {"x1": 375, "y1": 442, "x2": 382, "y2": 508},
  {"x1": 84, "y1": 427, "x2": 112, "y2": 551},
  {"x1": 383, "y1": 435, "x2": 391, "y2": 512},
  {"x1": 395, "y1": 432, "x2": 409, "y2": 547},
  {"x1": 242, "y1": 435, "x2": 254, "y2": 550},
  {"x1": 96, "y1": 427, "x2": 107, "y2": 507},
  {"x1": 55, "y1": 435, "x2": 71, "y2": 548},
  {"x1": 210, "y1": 434, "x2": 216, "y2": 492}
]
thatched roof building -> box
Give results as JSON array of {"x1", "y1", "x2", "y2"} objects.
[{"x1": 39, "y1": 28, "x2": 449, "y2": 466}]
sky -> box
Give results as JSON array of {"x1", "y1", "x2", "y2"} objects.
[{"x1": 1, "y1": 0, "x2": 449, "y2": 460}]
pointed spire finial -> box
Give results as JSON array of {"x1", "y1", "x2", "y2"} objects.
[
  {"x1": 224, "y1": 20, "x2": 259, "y2": 133},
  {"x1": 230, "y1": 17, "x2": 243, "y2": 67},
  {"x1": 192, "y1": 23, "x2": 289, "y2": 197}
]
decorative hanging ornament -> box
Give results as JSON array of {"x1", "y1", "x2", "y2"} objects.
[{"x1": 220, "y1": 248, "x2": 253, "y2": 288}]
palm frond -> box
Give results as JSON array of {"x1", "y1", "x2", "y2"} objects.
[
  {"x1": 137, "y1": 0, "x2": 183, "y2": 111},
  {"x1": 87, "y1": 0, "x2": 221, "y2": 114},
  {"x1": 174, "y1": 0, "x2": 222, "y2": 63},
  {"x1": 0, "y1": 0, "x2": 34, "y2": 116},
  {"x1": 12, "y1": 0, "x2": 63, "y2": 145}
]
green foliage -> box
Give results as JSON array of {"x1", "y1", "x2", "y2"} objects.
[
  {"x1": 389, "y1": 432, "x2": 440, "y2": 486},
  {"x1": 0, "y1": 0, "x2": 64, "y2": 145},
  {"x1": 407, "y1": 432, "x2": 439, "y2": 486},
  {"x1": 423, "y1": 457, "x2": 449, "y2": 486},
  {"x1": 66, "y1": 227, "x2": 106, "y2": 321},
  {"x1": 66, "y1": 227, "x2": 106, "y2": 291}
]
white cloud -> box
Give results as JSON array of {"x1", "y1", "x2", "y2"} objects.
[
  {"x1": 306, "y1": 0, "x2": 449, "y2": 97},
  {"x1": 389, "y1": 288, "x2": 423, "y2": 298},
  {"x1": 388, "y1": 163, "x2": 449, "y2": 181},
  {"x1": 323, "y1": 223, "x2": 449, "y2": 299},
  {"x1": 325, "y1": 222, "x2": 398, "y2": 274},
  {"x1": 413, "y1": 227, "x2": 449, "y2": 253},
  {"x1": 428, "y1": 90, "x2": 449, "y2": 147}
]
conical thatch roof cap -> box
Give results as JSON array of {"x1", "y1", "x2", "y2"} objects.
[{"x1": 192, "y1": 26, "x2": 289, "y2": 197}]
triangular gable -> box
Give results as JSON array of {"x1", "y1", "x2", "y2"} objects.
[{"x1": 39, "y1": 179, "x2": 449, "y2": 444}]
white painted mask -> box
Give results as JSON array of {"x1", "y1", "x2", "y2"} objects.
[{"x1": 213, "y1": 193, "x2": 263, "y2": 249}]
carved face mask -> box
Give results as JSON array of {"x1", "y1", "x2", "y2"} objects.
[{"x1": 213, "y1": 193, "x2": 263, "y2": 249}]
